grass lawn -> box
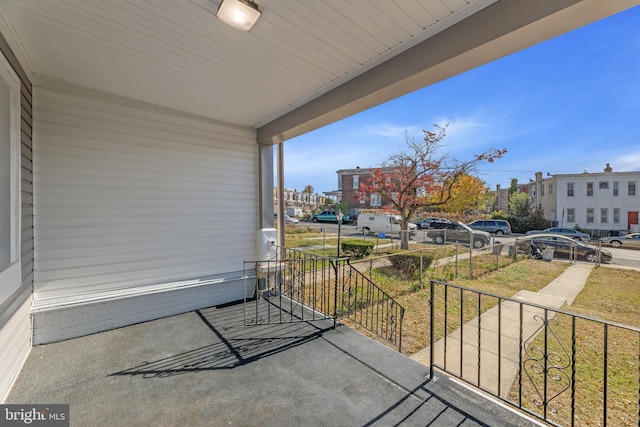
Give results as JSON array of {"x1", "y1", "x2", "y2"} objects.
[{"x1": 391, "y1": 259, "x2": 569, "y2": 355}]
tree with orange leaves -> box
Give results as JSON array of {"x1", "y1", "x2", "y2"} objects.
[
  {"x1": 357, "y1": 124, "x2": 506, "y2": 248},
  {"x1": 441, "y1": 174, "x2": 491, "y2": 215}
]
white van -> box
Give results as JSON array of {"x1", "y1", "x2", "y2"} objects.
[{"x1": 356, "y1": 214, "x2": 417, "y2": 236}]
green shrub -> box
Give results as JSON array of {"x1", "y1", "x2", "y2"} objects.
[
  {"x1": 341, "y1": 239, "x2": 374, "y2": 258},
  {"x1": 387, "y1": 250, "x2": 434, "y2": 277}
]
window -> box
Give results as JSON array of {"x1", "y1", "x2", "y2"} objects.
[
  {"x1": 629, "y1": 181, "x2": 637, "y2": 196},
  {"x1": 370, "y1": 194, "x2": 381, "y2": 208},
  {"x1": 586, "y1": 208, "x2": 595, "y2": 223},
  {"x1": 0, "y1": 51, "x2": 21, "y2": 302},
  {"x1": 541, "y1": 185, "x2": 544, "y2": 196},
  {"x1": 549, "y1": 184, "x2": 553, "y2": 195},
  {"x1": 567, "y1": 182, "x2": 574, "y2": 197},
  {"x1": 600, "y1": 208, "x2": 608, "y2": 224},
  {"x1": 599, "y1": 181, "x2": 609, "y2": 189},
  {"x1": 567, "y1": 208, "x2": 575, "y2": 223},
  {"x1": 353, "y1": 175, "x2": 359, "y2": 189},
  {"x1": 613, "y1": 181, "x2": 619, "y2": 196},
  {"x1": 586, "y1": 182, "x2": 593, "y2": 197},
  {"x1": 613, "y1": 208, "x2": 620, "y2": 224}
]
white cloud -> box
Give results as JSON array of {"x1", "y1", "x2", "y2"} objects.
[{"x1": 613, "y1": 150, "x2": 640, "y2": 171}]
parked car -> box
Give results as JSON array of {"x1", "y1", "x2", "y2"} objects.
[
  {"x1": 525, "y1": 227, "x2": 590, "y2": 241},
  {"x1": 274, "y1": 212, "x2": 299, "y2": 224},
  {"x1": 415, "y1": 217, "x2": 446, "y2": 229},
  {"x1": 517, "y1": 233, "x2": 611, "y2": 263},
  {"x1": 357, "y1": 213, "x2": 416, "y2": 235},
  {"x1": 311, "y1": 210, "x2": 351, "y2": 224},
  {"x1": 425, "y1": 220, "x2": 491, "y2": 248},
  {"x1": 467, "y1": 219, "x2": 512, "y2": 235},
  {"x1": 598, "y1": 232, "x2": 640, "y2": 248}
]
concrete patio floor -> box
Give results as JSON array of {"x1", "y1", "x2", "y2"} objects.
[{"x1": 6, "y1": 301, "x2": 541, "y2": 427}]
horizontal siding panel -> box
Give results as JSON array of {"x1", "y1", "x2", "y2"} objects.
[
  {"x1": 20, "y1": 153, "x2": 32, "y2": 170},
  {"x1": 20, "y1": 191, "x2": 32, "y2": 204},
  {"x1": 20, "y1": 128, "x2": 31, "y2": 146},
  {"x1": 21, "y1": 179, "x2": 32, "y2": 194},
  {"x1": 21, "y1": 141, "x2": 32, "y2": 160},
  {"x1": 20, "y1": 226, "x2": 33, "y2": 244},
  {"x1": 34, "y1": 86, "x2": 258, "y2": 302},
  {"x1": 21, "y1": 213, "x2": 32, "y2": 229},
  {"x1": 0, "y1": 295, "x2": 31, "y2": 400},
  {"x1": 32, "y1": 277, "x2": 248, "y2": 344}
]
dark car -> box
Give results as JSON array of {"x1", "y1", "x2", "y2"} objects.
[
  {"x1": 425, "y1": 220, "x2": 491, "y2": 248},
  {"x1": 311, "y1": 210, "x2": 351, "y2": 224},
  {"x1": 525, "y1": 227, "x2": 590, "y2": 241},
  {"x1": 517, "y1": 233, "x2": 611, "y2": 263},
  {"x1": 415, "y1": 217, "x2": 447, "y2": 229},
  {"x1": 467, "y1": 219, "x2": 512, "y2": 235}
]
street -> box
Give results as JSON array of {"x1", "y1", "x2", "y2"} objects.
[{"x1": 294, "y1": 221, "x2": 640, "y2": 268}]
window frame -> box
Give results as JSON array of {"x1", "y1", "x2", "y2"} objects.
[
  {"x1": 600, "y1": 208, "x2": 608, "y2": 224},
  {"x1": 0, "y1": 50, "x2": 22, "y2": 303},
  {"x1": 586, "y1": 182, "x2": 593, "y2": 197},
  {"x1": 586, "y1": 208, "x2": 595, "y2": 224},
  {"x1": 567, "y1": 182, "x2": 574, "y2": 197},
  {"x1": 370, "y1": 193, "x2": 381, "y2": 208},
  {"x1": 567, "y1": 208, "x2": 575, "y2": 223}
]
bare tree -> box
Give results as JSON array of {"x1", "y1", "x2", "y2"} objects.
[{"x1": 358, "y1": 124, "x2": 506, "y2": 248}]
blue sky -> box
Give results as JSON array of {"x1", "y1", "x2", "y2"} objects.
[{"x1": 281, "y1": 6, "x2": 640, "y2": 195}]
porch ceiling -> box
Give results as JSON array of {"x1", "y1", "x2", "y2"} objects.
[{"x1": 0, "y1": 0, "x2": 638, "y2": 144}]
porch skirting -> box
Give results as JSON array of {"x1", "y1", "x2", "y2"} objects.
[{"x1": 31, "y1": 272, "x2": 254, "y2": 345}]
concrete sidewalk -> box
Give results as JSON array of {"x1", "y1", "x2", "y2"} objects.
[{"x1": 410, "y1": 262, "x2": 595, "y2": 397}]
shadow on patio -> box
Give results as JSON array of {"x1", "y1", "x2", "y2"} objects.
[{"x1": 7, "y1": 301, "x2": 539, "y2": 426}]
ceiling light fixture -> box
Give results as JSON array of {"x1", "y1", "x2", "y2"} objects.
[{"x1": 216, "y1": 0, "x2": 261, "y2": 32}]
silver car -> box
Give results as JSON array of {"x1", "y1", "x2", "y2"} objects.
[
  {"x1": 598, "y1": 233, "x2": 640, "y2": 248},
  {"x1": 467, "y1": 219, "x2": 512, "y2": 235},
  {"x1": 526, "y1": 227, "x2": 590, "y2": 241}
]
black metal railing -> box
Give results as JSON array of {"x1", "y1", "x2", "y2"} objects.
[
  {"x1": 244, "y1": 247, "x2": 335, "y2": 326},
  {"x1": 338, "y1": 260, "x2": 405, "y2": 351},
  {"x1": 428, "y1": 279, "x2": 640, "y2": 426},
  {"x1": 244, "y1": 247, "x2": 405, "y2": 350}
]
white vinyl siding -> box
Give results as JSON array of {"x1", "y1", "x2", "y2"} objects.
[
  {"x1": 32, "y1": 83, "x2": 257, "y2": 341},
  {"x1": 0, "y1": 291, "x2": 31, "y2": 400},
  {"x1": 0, "y1": 45, "x2": 33, "y2": 402},
  {"x1": 0, "y1": 40, "x2": 33, "y2": 401}
]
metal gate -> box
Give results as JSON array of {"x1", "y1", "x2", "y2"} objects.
[
  {"x1": 243, "y1": 247, "x2": 338, "y2": 327},
  {"x1": 243, "y1": 246, "x2": 405, "y2": 352}
]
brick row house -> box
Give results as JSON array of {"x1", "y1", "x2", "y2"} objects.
[{"x1": 336, "y1": 167, "x2": 394, "y2": 210}]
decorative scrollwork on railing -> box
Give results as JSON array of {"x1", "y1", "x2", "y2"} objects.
[{"x1": 522, "y1": 314, "x2": 571, "y2": 413}]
